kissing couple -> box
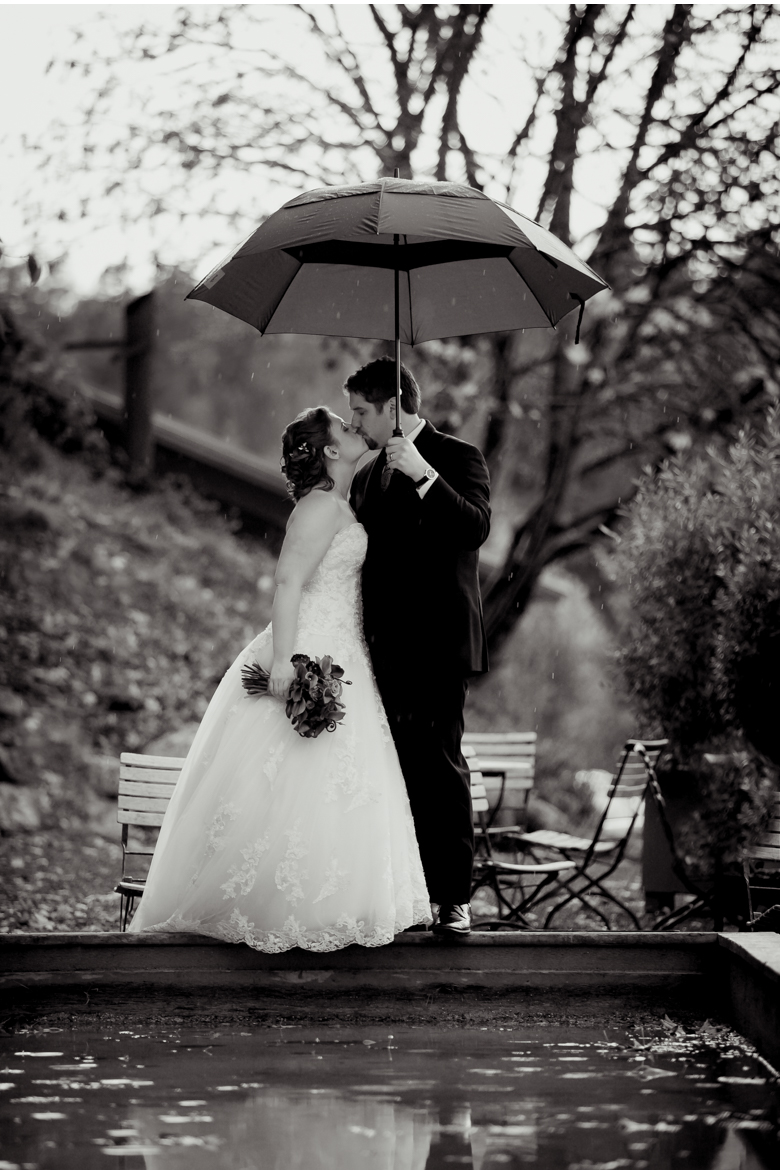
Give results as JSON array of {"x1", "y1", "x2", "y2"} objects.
[{"x1": 130, "y1": 357, "x2": 491, "y2": 950}]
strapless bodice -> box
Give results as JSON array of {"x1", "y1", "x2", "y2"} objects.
[{"x1": 296, "y1": 523, "x2": 368, "y2": 661}]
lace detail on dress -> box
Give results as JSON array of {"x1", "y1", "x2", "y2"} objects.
[
  {"x1": 263, "y1": 741, "x2": 286, "y2": 787},
  {"x1": 313, "y1": 856, "x2": 351, "y2": 903},
  {"x1": 221, "y1": 833, "x2": 271, "y2": 899},
  {"x1": 142, "y1": 898, "x2": 433, "y2": 953},
  {"x1": 275, "y1": 822, "x2": 309, "y2": 904},
  {"x1": 206, "y1": 801, "x2": 239, "y2": 857}
]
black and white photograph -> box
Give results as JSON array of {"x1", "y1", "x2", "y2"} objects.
[{"x1": 1, "y1": 2, "x2": 779, "y2": 1166}]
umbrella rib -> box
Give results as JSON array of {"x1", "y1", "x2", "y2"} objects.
[
  {"x1": 259, "y1": 258, "x2": 305, "y2": 334},
  {"x1": 508, "y1": 252, "x2": 561, "y2": 329}
]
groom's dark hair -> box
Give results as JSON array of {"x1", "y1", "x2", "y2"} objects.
[{"x1": 344, "y1": 356, "x2": 421, "y2": 415}]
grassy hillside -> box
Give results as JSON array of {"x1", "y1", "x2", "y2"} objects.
[{"x1": 0, "y1": 441, "x2": 276, "y2": 831}]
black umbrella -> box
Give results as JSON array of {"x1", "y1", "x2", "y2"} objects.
[{"x1": 189, "y1": 176, "x2": 609, "y2": 433}]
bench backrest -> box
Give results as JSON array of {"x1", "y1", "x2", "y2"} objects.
[
  {"x1": 463, "y1": 744, "x2": 489, "y2": 815},
  {"x1": 118, "y1": 753, "x2": 183, "y2": 827},
  {"x1": 746, "y1": 792, "x2": 780, "y2": 862},
  {"x1": 463, "y1": 731, "x2": 536, "y2": 813},
  {"x1": 463, "y1": 732, "x2": 536, "y2": 764}
]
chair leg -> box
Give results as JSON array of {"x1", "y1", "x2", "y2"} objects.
[
  {"x1": 120, "y1": 894, "x2": 135, "y2": 932},
  {"x1": 543, "y1": 870, "x2": 642, "y2": 930},
  {"x1": 742, "y1": 859, "x2": 755, "y2": 931},
  {"x1": 544, "y1": 883, "x2": 613, "y2": 931}
]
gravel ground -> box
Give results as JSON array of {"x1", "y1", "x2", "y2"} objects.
[{"x1": 0, "y1": 816, "x2": 676, "y2": 936}]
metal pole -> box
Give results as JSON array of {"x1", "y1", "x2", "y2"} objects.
[
  {"x1": 125, "y1": 292, "x2": 155, "y2": 487},
  {"x1": 392, "y1": 166, "x2": 403, "y2": 437}
]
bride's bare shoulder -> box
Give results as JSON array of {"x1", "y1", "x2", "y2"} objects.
[{"x1": 286, "y1": 488, "x2": 343, "y2": 534}]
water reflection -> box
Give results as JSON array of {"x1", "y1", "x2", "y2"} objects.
[{"x1": 1, "y1": 1025, "x2": 777, "y2": 1169}]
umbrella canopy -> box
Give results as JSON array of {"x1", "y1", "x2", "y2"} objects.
[{"x1": 187, "y1": 178, "x2": 608, "y2": 346}]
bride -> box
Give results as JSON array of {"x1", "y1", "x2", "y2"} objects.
[{"x1": 129, "y1": 406, "x2": 431, "y2": 951}]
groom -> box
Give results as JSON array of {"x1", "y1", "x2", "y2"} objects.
[{"x1": 347, "y1": 357, "x2": 490, "y2": 937}]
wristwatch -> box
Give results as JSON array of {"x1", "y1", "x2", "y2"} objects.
[{"x1": 413, "y1": 466, "x2": 438, "y2": 489}]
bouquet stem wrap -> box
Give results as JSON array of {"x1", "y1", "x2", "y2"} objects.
[{"x1": 241, "y1": 653, "x2": 351, "y2": 739}]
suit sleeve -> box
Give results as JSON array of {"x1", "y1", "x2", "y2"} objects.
[
  {"x1": 349, "y1": 464, "x2": 367, "y2": 518},
  {"x1": 421, "y1": 442, "x2": 490, "y2": 551}
]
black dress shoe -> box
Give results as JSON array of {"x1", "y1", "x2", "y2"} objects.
[{"x1": 432, "y1": 903, "x2": 471, "y2": 937}]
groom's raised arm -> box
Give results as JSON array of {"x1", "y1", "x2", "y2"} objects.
[{"x1": 419, "y1": 442, "x2": 490, "y2": 551}]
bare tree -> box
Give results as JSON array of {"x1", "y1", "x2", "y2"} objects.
[{"x1": 28, "y1": 3, "x2": 780, "y2": 654}]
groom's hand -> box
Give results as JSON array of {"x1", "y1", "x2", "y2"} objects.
[{"x1": 385, "y1": 436, "x2": 428, "y2": 481}]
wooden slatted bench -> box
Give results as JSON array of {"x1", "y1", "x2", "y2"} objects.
[
  {"x1": 462, "y1": 731, "x2": 536, "y2": 829},
  {"x1": 115, "y1": 752, "x2": 184, "y2": 930},
  {"x1": 464, "y1": 745, "x2": 489, "y2": 820},
  {"x1": 743, "y1": 791, "x2": 780, "y2": 929}
]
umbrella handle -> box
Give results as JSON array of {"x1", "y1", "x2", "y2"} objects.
[{"x1": 393, "y1": 227, "x2": 403, "y2": 436}]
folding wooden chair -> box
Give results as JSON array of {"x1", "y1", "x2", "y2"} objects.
[
  {"x1": 467, "y1": 746, "x2": 578, "y2": 929},
  {"x1": 489, "y1": 739, "x2": 669, "y2": 930},
  {"x1": 115, "y1": 752, "x2": 183, "y2": 930},
  {"x1": 741, "y1": 791, "x2": 780, "y2": 930},
  {"x1": 463, "y1": 731, "x2": 536, "y2": 830}
]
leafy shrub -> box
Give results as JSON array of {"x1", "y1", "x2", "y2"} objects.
[{"x1": 614, "y1": 410, "x2": 780, "y2": 868}]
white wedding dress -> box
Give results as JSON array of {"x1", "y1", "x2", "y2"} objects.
[{"x1": 129, "y1": 522, "x2": 431, "y2": 951}]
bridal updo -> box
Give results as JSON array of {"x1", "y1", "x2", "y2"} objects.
[{"x1": 280, "y1": 406, "x2": 336, "y2": 501}]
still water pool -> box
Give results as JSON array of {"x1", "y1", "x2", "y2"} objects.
[{"x1": 1, "y1": 1022, "x2": 778, "y2": 1169}]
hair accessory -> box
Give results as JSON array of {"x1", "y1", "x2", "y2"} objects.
[{"x1": 297, "y1": 441, "x2": 311, "y2": 453}]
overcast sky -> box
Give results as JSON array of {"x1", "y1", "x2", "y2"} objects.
[{"x1": 0, "y1": 1, "x2": 725, "y2": 296}]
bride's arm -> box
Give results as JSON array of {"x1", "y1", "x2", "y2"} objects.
[{"x1": 268, "y1": 492, "x2": 343, "y2": 698}]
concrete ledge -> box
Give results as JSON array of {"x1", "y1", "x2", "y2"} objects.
[
  {"x1": 1, "y1": 930, "x2": 718, "y2": 992},
  {"x1": 717, "y1": 933, "x2": 780, "y2": 1070}
]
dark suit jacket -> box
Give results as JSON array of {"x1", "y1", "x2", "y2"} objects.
[{"x1": 350, "y1": 421, "x2": 490, "y2": 676}]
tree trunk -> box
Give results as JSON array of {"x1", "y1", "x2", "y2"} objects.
[{"x1": 482, "y1": 338, "x2": 586, "y2": 653}]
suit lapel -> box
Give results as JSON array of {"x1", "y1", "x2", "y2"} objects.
[
  {"x1": 354, "y1": 451, "x2": 384, "y2": 517},
  {"x1": 414, "y1": 420, "x2": 438, "y2": 461}
]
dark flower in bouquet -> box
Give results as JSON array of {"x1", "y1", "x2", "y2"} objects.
[{"x1": 241, "y1": 653, "x2": 351, "y2": 738}]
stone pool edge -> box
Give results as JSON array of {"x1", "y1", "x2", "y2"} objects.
[
  {"x1": 1, "y1": 931, "x2": 778, "y2": 1068},
  {"x1": 717, "y1": 933, "x2": 780, "y2": 1072}
]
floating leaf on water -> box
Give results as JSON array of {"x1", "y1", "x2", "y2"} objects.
[
  {"x1": 15, "y1": 1052, "x2": 64, "y2": 1058},
  {"x1": 101, "y1": 1146, "x2": 161, "y2": 1157},
  {"x1": 157, "y1": 1114, "x2": 213, "y2": 1123},
  {"x1": 717, "y1": 1076, "x2": 766, "y2": 1085},
  {"x1": 626, "y1": 1065, "x2": 676, "y2": 1080},
  {"x1": 617, "y1": 1118, "x2": 654, "y2": 1133}
]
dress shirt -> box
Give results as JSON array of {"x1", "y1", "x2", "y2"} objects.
[{"x1": 405, "y1": 418, "x2": 439, "y2": 498}]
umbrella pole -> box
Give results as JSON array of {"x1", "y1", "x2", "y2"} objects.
[
  {"x1": 392, "y1": 166, "x2": 403, "y2": 437},
  {"x1": 393, "y1": 234, "x2": 402, "y2": 437}
]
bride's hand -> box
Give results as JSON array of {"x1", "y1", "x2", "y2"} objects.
[{"x1": 268, "y1": 659, "x2": 295, "y2": 699}]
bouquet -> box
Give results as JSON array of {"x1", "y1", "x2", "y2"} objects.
[{"x1": 241, "y1": 653, "x2": 351, "y2": 739}]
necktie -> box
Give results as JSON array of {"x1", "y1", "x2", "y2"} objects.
[{"x1": 380, "y1": 454, "x2": 393, "y2": 492}]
